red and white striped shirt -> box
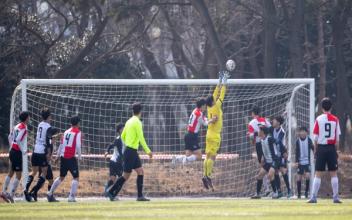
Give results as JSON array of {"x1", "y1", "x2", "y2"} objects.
[
  {"x1": 58, "y1": 127, "x2": 82, "y2": 159},
  {"x1": 9, "y1": 122, "x2": 27, "y2": 152},
  {"x1": 313, "y1": 113, "x2": 341, "y2": 145},
  {"x1": 248, "y1": 116, "x2": 271, "y2": 143},
  {"x1": 187, "y1": 108, "x2": 208, "y2": 133}
]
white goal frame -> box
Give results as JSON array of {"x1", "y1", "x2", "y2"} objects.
[{"x1": 13, "y1": 78, "x2": 315, "y2": 196}]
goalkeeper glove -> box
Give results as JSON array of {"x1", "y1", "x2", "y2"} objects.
[
  {"x1": 218, "y1": 71, "x2": 224, "y2": 84},
  {"x1": 222, "y1": 71, "x2": 230, "y2": 85}
]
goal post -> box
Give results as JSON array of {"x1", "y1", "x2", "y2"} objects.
[{"x1": 12, "y1": 78, "x2": 314, "y2": 197}]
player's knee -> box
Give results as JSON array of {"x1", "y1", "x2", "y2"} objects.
[
  {"x1": 136, "y1": 168, "x2": 144, "y2": 175},
  {"x1": 123, "y1": 172, "x2": 131, "y2": 180},
  {"x1": 15, "y1": 172, "x2": 21, "y2": 179},
  {"x1": 315, "y1": 171, "x2": 322, "y2": 178},
  {"x1": 59, "y1": 176, "x2": 65, "y2": 181},
  {"x1": 329, "y1": 171, "x2": 337, "y2": 177},
  {"x1": 8, "y1": 169, "x2": 14, "y2": 177}
]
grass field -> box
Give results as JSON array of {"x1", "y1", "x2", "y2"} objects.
[{"x1": 0, "y1": 198, "x2": 351, "y2": 220}]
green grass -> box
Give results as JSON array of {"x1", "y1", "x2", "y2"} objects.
[{"x1": 0, "y1": 198, "x2": 351, "y2": 220}]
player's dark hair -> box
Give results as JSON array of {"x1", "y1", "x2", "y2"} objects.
[
  {"x1": 321, "y1": 97, "x2": 332, "y2": 111},
  {"x1": 132, "y1": 102, "x2": 142, "y2": 115},
  {"x1": 274, "y1": 116, "x2": 284, "y2": 125},
  {"x1": 259, "y1": 126, "x2": 270, "y2": 135},
  {"x1": 116, "y1": 122, "x2": 124, "y2": 133},
  {"x1": 41, "y1": 107, "x2": 51, "y2": 120},
  {"x1": 70, "y1": 115, "x2": 80, "y2": 126},
  {"x1": 19, "y1": 111, "x2": 30, "y2": 122},
  {"x1": 299, "y1": 126, "x2": 308, "y2": 132},
  {"x1": 251, "y1": 106, "x2": 260, "y2": 115},
  {"x1": 196, "y1": 97, "x2": 206, "y2": 108},
  {"x1": 205, "y1": 95, "x2": 214, "y2": 107}
]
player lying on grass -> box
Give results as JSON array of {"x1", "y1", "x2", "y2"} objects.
[
  {"x1": 0, "y1": 111, "x2": 30, "y2": 203},
  {"x1": 248, "y1": 106, "x2": 271, "y2": 196},
  {"x1": 106, "y1": 103, "x2": 153, "y2": 201},
  {"x1": 47, "y1": 116, "x2": 82, "y2": 202},
  {"x1": 24, "y1": 108, "x2": 58, "y2": 202},
  {"x1": 172, "y1": 98, "x2": 217, "y2": 165},
  {"x1": 202, "y1": 71, "x2": 229, "y2": 191},
  {"x1": 272, "y1": 116, "x2": 291, "y2": 198},
  {"x1": 251, "y1": 126, "x2": 278, "y2": 199},
  {"x1": 295, "y1": 126, "x2": 314, "y2": 199},
  {"x1": 308, "y1": 98, "x2": 341, "y2": 203},
  {"x1": 104, "y1": 122, "x2": 124, "y2": 201}
]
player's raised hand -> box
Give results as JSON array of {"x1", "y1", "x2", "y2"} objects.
[{"x1": 222, "y1": 71, "x2": 230, "y2": 85}]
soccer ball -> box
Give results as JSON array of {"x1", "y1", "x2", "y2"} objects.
[{"x1": 226, "y1": 59, "x2": 236, "y2": 71}]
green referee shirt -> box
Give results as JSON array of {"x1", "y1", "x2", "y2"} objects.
[{"x1": 121, "y1": 115, "x2": 151, "y2": 154}]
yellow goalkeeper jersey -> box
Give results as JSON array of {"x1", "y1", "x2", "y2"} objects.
[{"x1": 206, "y1": 85, "x2": 226, "y2": 140}]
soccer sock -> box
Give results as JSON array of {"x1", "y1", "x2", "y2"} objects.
[
  {"x1": 282, "y1": 174, "x2": 290, "y2": 191},
  {"x1": 186, "y1": 155, "x2": 197, "y2": 162},
  {"x1": 69, "y1": 180, "x2": 79, "y2": 198},
  {"x1": 107, "y1": 179, "x2": 114, "y2": 188},
  {"x1": 9, "y1": 177, "x2": 20, "y2": 197},
  {"x1": 109, "y1": 176, "x2": 126, "y2": 195},
  {"x1": 206, "y1": 159, "x2": 214, "y2": 177},
  {"x1": 48, "y1": 177, "x2": 62, "y2": 195},
  {"x1": 137, "y1": 175, "x2": 144, "y2": 198},
  {"x1": 331, "y1": 176, "x2": 339, "y2": 199},
  {"x1": 305, "y1": 179, "x2": 310, "y2": 195},
  {"x1": 311, "y1": 177, "x2": 321, "y2": 198},
  {"x1": 203, "y1": 159, "x2": 208, "y2": 176},
  {"x1": 256, "y1": 179, "x2": 263, "y2": 195},
  {"x1": 297, "y1": 181, "x2": 302, "y2": 197},
  {"x1": 274, "y1": 174, "x2": 281, "y2": 193},
  {"x1": 270, "y1": 180, "x2": 277, "y2": 193},
  {"x1": 30, "y1": 176, "x2": 45, "y2": 194},
  {"x1": 25, "y1": 175, "x2": 34, "y2": 192},
  {"x1": 2, "y1": 175, "x2": 11, "y2": 192}
]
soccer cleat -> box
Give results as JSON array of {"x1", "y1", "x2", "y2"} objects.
[
  {"x1": 0, "y1": 192, "x2": 10, "y2": 203},
  {"x1": 287, "y1": 189, "x2": 292, "y2": 198},
  {"x1": 206, "y1": 177, "x2": 214, "y2": 191},
  {"x1": 30, "y1": 191, "x2": 38, "y2": 202},
  {"x1": 304, "y1": 191, "x2": 309, "y2": 199},
  {"x1": 24, "y1": 190, "x2": 32, "y2": 202},
  {"x1": 272, "y1": 192, "x2": 279, "y2": 199},
  {"x1": 202, "y1": 177, "x2": 209, "y2": 190},
  {"x1": 47, "y1": 194, "x2": 59, "y2": 202},
  {"x1": 277, "y1": 191, "x2": 283, "y2": 198},
  {"x1": 333, "y1": 198, "x2": 342, "y2": 204},
  {"x1": 297, "y1": 194, "x2": 301, "y2": 199},
  {"x1": 137, "y1": 196, "x2": 150, "y2": 201},
  {"x1": 251, "y1": 194, "x2": 261, "y2": 199},
  {"x1": 106, "y1": 191, "x2": 115, "y2": 202},
  {"x1": 307, "y1": 197, "x2": 317, "y2": 203},
  {"x1": 68, "y1": 197, "x2": 77, "y2": 202}
]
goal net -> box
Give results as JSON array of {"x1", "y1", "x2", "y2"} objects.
[{"x1": 8, "y1": 79, "x2": 314, "y2": 197}]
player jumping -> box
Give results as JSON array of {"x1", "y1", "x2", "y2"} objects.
[
  {"x1": 308, "y1": 98, "x2": 342, "y2": 203},
  {"x1": 47, "y1": 116, "x2": 82, "y2": 202},
  {"x1": 0, "y1": 111, "x2": 30, "y2": 203},
  {"x1": 295, "y1": 126, "x2": 314, "y2": 199},
  {"x1": 172, "y1": 98, "x2": 217, "y2": 165},
  {"x1": 202, "y1": 71, "x2": 229, "y2": 190},
  {"x1": 104, "y1": 122, "x2": 124, "y2": 200}
]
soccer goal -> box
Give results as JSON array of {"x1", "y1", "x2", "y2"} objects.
[{"x1": 9, "y1": 78, "x2": 314, "y2": 197}]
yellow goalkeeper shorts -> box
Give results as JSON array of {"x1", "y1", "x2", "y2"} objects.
[{"x1": 205, "y1": 137, "x2": 221, "y2": 156}]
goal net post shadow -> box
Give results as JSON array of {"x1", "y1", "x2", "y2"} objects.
[{"x1": 9, "y1": 78, "x2": 314, "y2": 197}]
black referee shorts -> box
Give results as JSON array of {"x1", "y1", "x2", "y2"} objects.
[
  {"x1": 315, "y1": 144, "x2": 338, "y2": 171},
  {"x1": 123, "y1": 147, "x2": 142, "y2": 173}
]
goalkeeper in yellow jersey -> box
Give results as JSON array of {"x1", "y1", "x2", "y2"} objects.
[{"x1": 202, "y1": 71, "x2": 230, "y2": 190}]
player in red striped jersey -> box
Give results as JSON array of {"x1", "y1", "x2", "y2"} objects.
[
  {"x1": 172, "y1": 98, "x2": 217, "y2": 165},
  {"x1": 308, "y1": 98, "x2": 342, "y2": 203},
  {"x1": 47, "y1": 116, "x2": 82, "y2": 202},
  {"x1": 0, "y1": 111, "x2": 30, "y2": 203}
]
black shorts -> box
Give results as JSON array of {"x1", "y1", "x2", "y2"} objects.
[
  {"x1": 60, "y1": 157, "x2": 79, "y2": 178},
  {"x1": 109, "y1": 160, "x2": 123, "y2": 177},
  {"x1": 46, "y1": 164, "x2": 53, "y2": 180},
  {"x1": 255, "y1": 142, "x2": 263, "y2": 163},
  {"x1": 297, "y1": 164, "x2": 310, "y2": 175},
  {"x1": 123, "y1": 147, "x2": 142, "y2": 173},
  {"x1": 263, "y1": 162, "x2": 274, "y2": 172},
  {"x1": 315, "y1": 144, "x2": 338, "y2": 171},
  {"x1": 9, "y1": 149, "x2": 22, "y2": 172},
  {"x1": 184, "y1": 132, "x2": 200, "y2": 151},
  {"x1": 31, "y1": 153, "x2": 48, "y2": 167}
]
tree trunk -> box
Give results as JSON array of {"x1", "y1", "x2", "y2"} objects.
[
  {"x1": 317, "y1": 7, "x2": 326, "y2": 112},
  {"x1": 263, "y1": 0, "x2": 277, "y2": 78}
]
